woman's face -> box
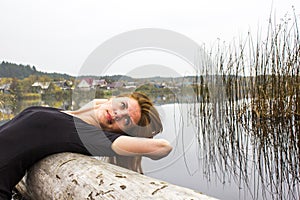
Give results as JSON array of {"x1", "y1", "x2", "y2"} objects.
[{"x1": 96, "y1": 97, "x2": 141, "y2": 133}]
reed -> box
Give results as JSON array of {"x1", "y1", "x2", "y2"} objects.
[{"x1": 191, "y1": 10, "x2": 299, "y2": 200}]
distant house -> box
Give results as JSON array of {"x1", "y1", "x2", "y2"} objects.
[
  {"x1": 107, "y1": 82, "x2": 125, "y2": 89},
  {"x1": 32, "y1": 82, "x2": 51, "y2": 89},
  {"x1": 92, "y1": 79, "x2": 107, "y2": 88},
  {"x1": 77, "y1": 78, "x2": 107, "y2": 89},
  {"x1": 77, "y1": 78, "x2": 93, "y2": 89},
  {"x1": 154, "y1": 83, "x2": 166, "y2": 88},
  {"x1": 53, "y1": 80, "x2": 72, "y2": 90},
  {"x1": 32, "y1": 82, "x2": 51, "y2": 93},
  {"x1": 125, "y1": 82, "x2": 137, "y2": 89}
]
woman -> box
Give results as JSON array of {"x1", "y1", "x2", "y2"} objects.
[{"x1": 0, "y1": 92, "x2": 172, "y2": 199}]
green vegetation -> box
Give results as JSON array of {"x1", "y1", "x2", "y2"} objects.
[
  {"x1": 135, "y1": 83, "x2": 173, "y2": 97},
  {"x1": 0, "y1": 61, "x2": 73, "y2": 80},
  {"x1": 0, "y1": 93, "x2": 16, "y2": 120}
]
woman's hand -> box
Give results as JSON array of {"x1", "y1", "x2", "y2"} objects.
[{"x1": 111, "y1": 136, "x2": 172, "y2": 160}]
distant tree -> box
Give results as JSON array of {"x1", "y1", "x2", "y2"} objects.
[
  {"x1": 9, "y1": 78, "x2": 20, "y2": 95},
  {"x1": 0, "y1": 61, "x2": 74, "y2": 80}
]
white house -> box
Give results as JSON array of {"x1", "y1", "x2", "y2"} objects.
[
  {"x1": 32, "y1": 82, "x2": 51, "y2": 93},
  {"x1": 32, "y1": 82, "x2": 51, "y2": 89},
  {"x1": 77, "y1": 78, "x2": 93, "y2": 89},
  {"x1": 77, "y1": 78, "x2": 107, "y2": 89},
  {"x1": 92, "y1": 79, "x2": 107, "y2": 88}
]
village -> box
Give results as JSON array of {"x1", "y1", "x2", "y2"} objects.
[
  {"x1": 0, "y1": 75, "x2": 199, "y2": 120},
  {"x1": 0, "y1": 75, "x2": 197, "y2": 96}
]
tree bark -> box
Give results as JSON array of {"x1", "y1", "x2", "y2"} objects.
[{"x1": 16, "y1": 153, "x2": 218, "y2": 200}]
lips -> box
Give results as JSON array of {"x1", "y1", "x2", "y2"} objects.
[{"x1": 106, "y1": 110, "x2": 113, "y2": 124}]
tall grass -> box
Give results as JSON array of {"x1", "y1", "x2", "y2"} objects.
[{"x1": 192, "y1": 10, "x2": 299, "y2": 200}]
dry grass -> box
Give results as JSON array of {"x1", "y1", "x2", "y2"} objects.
[{"x1": 191, "y1": 10, "x2": 300, "y2": 200}]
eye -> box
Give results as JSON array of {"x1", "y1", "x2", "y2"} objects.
[
  {"x1": 124, "y1": 116, "x2": 131, "y2": 126},
  {"x1": 120, "y1": 102, "x2": 126, "y2": 109}
]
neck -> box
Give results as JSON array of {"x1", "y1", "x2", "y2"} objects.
[{"x1": 63, "y1": 99, "x2": 107, "y2": 128}]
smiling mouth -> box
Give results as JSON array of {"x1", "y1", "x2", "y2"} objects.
[{"x1": 106, "y1": 110, "x2": 113, "y2": 124}]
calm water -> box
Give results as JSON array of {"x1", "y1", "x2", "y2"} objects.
[
  {"x1": 143, "y1": 103, "x2": 299, "y2": 200},
  {"x1": 143, "y1": 103, "x2": 252, "y2": 200},
  {"x1": 2, "y1": 99, "x2": 299, "y2": 200}
]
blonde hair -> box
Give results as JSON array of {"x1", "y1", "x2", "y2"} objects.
[{"x1": 108, "y1": 92, "x2": 163, "y2": 174}]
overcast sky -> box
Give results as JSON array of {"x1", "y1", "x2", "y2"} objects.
[{"x1": 0, "y1": 0, "x2": 299, "y2": 77}]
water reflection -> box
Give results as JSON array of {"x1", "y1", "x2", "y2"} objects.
[
  {"x1": 195, "y1": 88, "x2": 299, "y2": 200},
  {"x1": 249, "y1": 118, "x2": 299, "y2": 200},
  {"x1": 143, "y1": 101, "x2": 299, "y2": 200}
]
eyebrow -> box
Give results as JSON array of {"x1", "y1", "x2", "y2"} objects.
[
  {"x1": 124, "y1": 101, "x2": 129, "y2": 109},
  {"x1": 127, "y1": 101, "x2": 140, "y2": 126}
]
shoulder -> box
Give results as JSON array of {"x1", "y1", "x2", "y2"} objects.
[
  {"x1": 20, "y1": 106, "x2": 61, "y2": 114},
  {"x1": 15, "y1": 106, "x2": 68, "y2": 124},
  {"x1": 12, "y1": 106, "x2": 58, "y2": 120}
]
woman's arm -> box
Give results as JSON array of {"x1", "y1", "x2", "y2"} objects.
[{"x1": 111, "y1": 136, "x2": 172, "y2": 160}]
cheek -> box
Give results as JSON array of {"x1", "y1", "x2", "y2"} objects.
[
  {"x1": 102, "y1": 103, "x2": 111, "y2": 110},
  {"x1": 131, "y1": 112, "x2": 141, "y2": 125},
  {"x1": 111, "y1": 103, "x2": 119, "y2": 111},
  {"x1": 114, "y1": 121, "x2": 122, "y2": 129}
]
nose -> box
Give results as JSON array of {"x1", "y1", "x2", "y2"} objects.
[{"x1": 114, "y1": 109, "x2": 128, "y2": 121}]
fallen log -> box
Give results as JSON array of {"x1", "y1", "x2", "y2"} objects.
[{"x1": 16, "y1": 153, "x2": 218, "y2": 200}]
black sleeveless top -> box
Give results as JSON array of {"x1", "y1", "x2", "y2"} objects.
[{"x1": 0, "y1": 106, "x2": 124, "y2": 199}]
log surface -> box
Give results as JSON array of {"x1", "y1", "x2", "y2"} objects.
[{"x1": 16, "y1": 153, "x2": 218, "y2": 200}]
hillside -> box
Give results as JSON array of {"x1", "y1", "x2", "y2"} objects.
[{"x1": 0, "y1": 61, "x2": 73, "y2": 79}]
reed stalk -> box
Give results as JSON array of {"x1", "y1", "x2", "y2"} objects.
[{"x1": 192, "y1": 10, "x2": 299, "y2": 200}]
